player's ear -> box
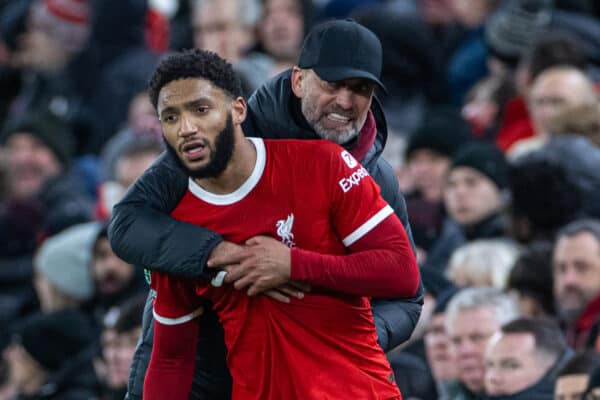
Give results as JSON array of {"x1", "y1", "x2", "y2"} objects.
[
  {"x1": 231, "y1": 96, "x2": 247, "y2": 125},
  {"x1": 291, "y1": 66, "x2": 305, "y2": 99}
]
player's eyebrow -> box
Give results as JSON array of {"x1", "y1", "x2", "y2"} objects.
[{"x1": 159, "y1": 97, "x2": 213, "y2": 117}]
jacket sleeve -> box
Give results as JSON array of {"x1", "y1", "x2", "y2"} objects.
[
  {"x1": 107, "y1": 151, "x2": 223, "y2": 278},
  {"x1": 370, "y1": 158, "x2": 424, "y2": 351}
]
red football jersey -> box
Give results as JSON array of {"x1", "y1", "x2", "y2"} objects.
[{"x1": 151, "y1": 138, "x2": 401, "y2": 399}]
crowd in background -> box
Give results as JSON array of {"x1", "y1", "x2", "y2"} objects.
[{"x1": 1, "y1": 0, "x2": 600, "y2": 399}]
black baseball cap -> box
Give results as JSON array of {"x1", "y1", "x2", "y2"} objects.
[{"x1": 298, "y1": 19, "x2": 386, "y2": 92}]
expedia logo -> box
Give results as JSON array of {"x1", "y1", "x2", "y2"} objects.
[
  {"x1": 341, "y1": 150, "x2": 358, "y2": 169},
  {"x1": 339, "y1": 167, "x2": 369, "y2": 193}
]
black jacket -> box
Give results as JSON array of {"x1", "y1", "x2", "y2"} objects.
[{"x1": 110, "y1": 69, "x2": 423, "y2": 400}]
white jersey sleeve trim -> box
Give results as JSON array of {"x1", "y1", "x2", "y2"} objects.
[
  {"x1": 153, "y1": 306, "x2": 204, "y2": 325},
  {"x1": 342, "y1": 205, "x2": 394, "y2": 247}
]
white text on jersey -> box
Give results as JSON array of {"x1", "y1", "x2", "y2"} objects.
[{"x1": 339, "y1": 167, "x2": 369, "y2": 193}]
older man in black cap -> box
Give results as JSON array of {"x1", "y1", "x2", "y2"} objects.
[{"x1": 109, "y1": 19, "x2": 422, "y2": 400}]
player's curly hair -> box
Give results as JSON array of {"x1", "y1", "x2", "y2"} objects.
[{"x1": 148, "y1": 48, "x2": 242, "y2": 109}]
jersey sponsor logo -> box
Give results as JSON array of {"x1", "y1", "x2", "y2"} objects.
[
  {"x1": 276, "y1": 213, "x2": 296, "y2": 247},
  {"x1": 341, "y1": 150, "x2": 358, "y2": 168},
  {"x1": 339, "y1": 167, "x2": 369, "y2": 193}
]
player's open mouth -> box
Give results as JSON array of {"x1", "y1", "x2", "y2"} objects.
[{"x1": 182, "y1": 141, "x2": 208, "y2": 161}]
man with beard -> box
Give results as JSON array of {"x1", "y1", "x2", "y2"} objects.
[
  {"x1": 110, "y1": 19, "x2": 423, "y2": 400},
  {"x1": 90, "y1": 225, "x2": 146, "y2": 323},
  {"x1": 141, "y1": 48, "x2": 418, "y2": 399},
  {"x1": 552, "y1": 219, "x2": 600, "y2": 349}
]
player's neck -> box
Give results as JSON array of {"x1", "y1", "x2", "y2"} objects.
[{"x1": 193, "y1": 136, "x2": 257, "y2": 195}]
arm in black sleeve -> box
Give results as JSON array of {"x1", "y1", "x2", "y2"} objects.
[
  {"x1": 370, "y1": 158, "x2": 424, "y2": 351},
  {"x1": 107, "y1": 150, "x2": 223, "y2": 278}
]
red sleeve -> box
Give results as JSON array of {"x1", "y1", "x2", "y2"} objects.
[
  {"x1": 144, "y1": 273, "x2": 205, "y2": 399},
  {"x1": 290, "y1": 212, "x2": 419, "y2": 298},
  {"x1": 143, "y1": 319, "x2": 199, "y2": 399}
]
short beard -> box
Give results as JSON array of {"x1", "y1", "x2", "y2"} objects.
[
  {"x1": 300, "y1": 96, "x2": 362, "y2": 145},
  {"x1": 163, "y1": 115, "x2": 235, "y2": 179}
]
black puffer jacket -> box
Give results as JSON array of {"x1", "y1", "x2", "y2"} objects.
[{"x1": 110, "y1": 69, "x2": 423, "y2": 400}]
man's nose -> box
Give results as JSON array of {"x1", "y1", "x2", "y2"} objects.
[
  {"x1": 334, "y1": 88, "x2": 354, "y2": 110},
  {"x1": 179, "y1": 114, "x2": 197, "y2": 137}
]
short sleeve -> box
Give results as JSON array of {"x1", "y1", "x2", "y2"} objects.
[
  {"x1": 150, "y1": 271, "x2": 204, "y2": 325},
  {"x1": 326, "y1": 146, "x2": 393, "y2": 247}
]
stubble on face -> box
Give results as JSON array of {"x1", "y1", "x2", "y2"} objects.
[{"x1": 299, "y1": 72, "x2": 368, "y2": 145}]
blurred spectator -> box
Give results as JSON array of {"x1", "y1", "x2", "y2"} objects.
[
  {"x1": 399, "y1": 106, "x2": 472, "y2": 259},
  {"x1": 98, "y1": 294, "x2": 145, "y2": 400},
  {"x1": 444, "y1": 287, "x2": 518, "y2": 399},
  {"x1": 96, "y1": 138, "x2": 163, "y2": 220},
  {"x1": 506, "y1": 241, "x2": 555, "y2": 318},
  {"x1": 548, "y1": 102, "x2": 600, "y2": 148},
  {"x1": 509, "y1": 66, "x2": 598, "y2": 158},
  {"x1": 462, "y1": 74, "x2": 516, "y2": 140},
  {"x1": 0, "y1": 150, "x2": 10, "y2": 204},
  {"x1": 191, "y1": 0, "x2": 259, "y2": 64},
  {"x1": 237, "y1": 0, "x2": 311, "y2": 93},
  {"x1": 89, "y1": 225, "x2": 146, "y2": 325},
  {"x1": 446, "y1": 0, "x2": 504, "y2": 104},
  {"x1": 484, "y1": 0, "x2": 553, "y2": 75},
  {"x1": 4, "y1": 309, "x2": 98, "y2": 399},
  {"x1": 426, "y1": 142, "x2": 509, "y2": 271},
  {"x1": 354, "y1": 8, "x2": 445, "y2": 135},
  {"x1": 552, "y1": 219, "x2": 600, "y2": 349},
  {"x1": 583, "y1": 365, "x2": 600, "y2": 400},
  {"x1": 1, "y1": 113, "x2": 72, "y2": 201},
  {"x1": 483, "y1": 318, "x2": 570, "y2": 399},
  {"x1": 100, "y1": 91, "x2": 162, "y2": 181},
  {"x1": 494, "y1": 30, "x2": 589, "y2": 152},
  {"x1": 0, "y1": 113, "x2": 94, "y2": 237},
  {"x1": 555, "y1": 351, "x2": 600, "y2": 400},
  {"x1": 0, "y1": 358, "x2": 16, "y2": 400},
  {"x1": 424, "y1": 286, "x2": 461, "y2": 399},
  {"x1": 446, "y1": 239, "x2": 520, "y2": 289},
  {"x1": 508, "y1": 158, "x2": 582, "y2": 243},
  {"x1": 33, "y1": 222, "x2": 100, "y2": 312}
]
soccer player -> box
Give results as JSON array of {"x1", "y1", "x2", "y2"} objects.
[{"x1": 142, "y1": 49, "x2": 418, "y2": 399}]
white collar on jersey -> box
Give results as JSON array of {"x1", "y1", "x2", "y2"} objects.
[{"x1": 187, "y1": 137, "x2": 266, "y2": 205}]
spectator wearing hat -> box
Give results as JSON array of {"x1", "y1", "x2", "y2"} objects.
[
  {"x1": 508, "y1": 158, "x2": 583, "y2": 243},
  {"x1": 400, "y1": 107, "x2": 472, "y2": 261},
  {"x1": 33, "y1": 221, "x2": 100, "y2": 313},
  {"x1": 4, "y1": 309, "x2": 98, "y2": 400},
  {"x1": 0, "y1": 113, "x2": 94, "y2": 237},
  {"x1": 110, "y1": 18, "x2": 422, "y2": 400},
  {"x1": 425, "y1": 142, "x2": 510, "y2": 271}
]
